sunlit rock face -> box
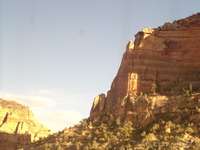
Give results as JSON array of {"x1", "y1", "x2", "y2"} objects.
[
  {"x1": 0, "y1": 98, "x2": 51, "y2": 149},
  {"x1": 89, "y1": 13, "x2": 200, "y2": 125},
  {"x1": 90, "y1": 94, "x2": 106, "y2": 118}
]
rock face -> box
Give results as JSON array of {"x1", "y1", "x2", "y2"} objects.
[
  {"x1": 90, "y1": 94, "x2": 106, "y2": 119},
  {"x1": 0, "y1": 98, "x2": 51, "y2": 149},
  {"x1": 89, "y1": 13, "x2": 200, "y2": 125}
]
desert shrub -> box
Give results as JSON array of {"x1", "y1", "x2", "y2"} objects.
[
  {"x1": 142, "y1": 133, "x2": 156, "y2": 142},
  {"x1": 75, "y1": 141, "x2": 83, "y2": 150},
  {"x1": 94, "y1": 129, "x2": 100, "y2": 135},
  {"x1": 150, "y1": 123, "x2": 160, "y2": 133},
  {"x1": 57, "y1": 145, "x2": 63, "y2": 150},
  {"x1": 141, "y1": 131, "x2": 146, "y2": 137},
  {"x1": 125, "y1": 143, "x2": 132, "y2": 149},
  {"x1": 91, "y1": 140, "x2": 98, "y2": 149},
  {"x1": 185, "y1": 127, "x2": 194, "y2": 134},
  {"x1": 120, "y1": 121, "x2": 134, "y2": 138},
  {"x1": 150, "y1": 83, "x2": 157, "y2": 95},
  {"x1": 194, "y1": 140, "x2": 200, "y2": 148},
  {"x1": 83, "y1": 146, "x2": 90, "y2": 150},
  {"x1": 116, "y1": 117, "x2": 121, "y2": 126},
  {"x1": 80, "y1": 118, "x2": 88, "y2": 130}
]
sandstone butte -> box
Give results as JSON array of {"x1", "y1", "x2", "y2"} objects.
[
  {"x1": 0, "y1": 98, "x2": 51, "y2": 149},
  {"x1": 89, "y1": 13, "x2": 200, "y2": 126}
]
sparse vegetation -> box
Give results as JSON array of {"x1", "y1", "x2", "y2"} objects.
[{"x1": 23, "y1": 102, "x2": 200, "y2": 150}]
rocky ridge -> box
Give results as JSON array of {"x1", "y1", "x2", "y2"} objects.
[{"x1": 0, "y1": 98, "x2": 51, "y2": 149}]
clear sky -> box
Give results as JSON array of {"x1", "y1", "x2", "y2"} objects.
[{"x1": 0, "y1": 0, "x2": 199, "y2": 132}]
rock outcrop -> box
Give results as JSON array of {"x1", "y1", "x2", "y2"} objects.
[
  {"x1": 0, "y1": 98, "x2": 51, "y2": 149},
  {"x1": 90, "y1": 94, "x2": 106, "y2": 119},
  {"x1": 89, "y1": 13, "x2": 200, "y2": 126}
]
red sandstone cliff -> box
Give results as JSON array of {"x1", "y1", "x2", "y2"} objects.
[{"x1": 89, "y1": 13, "x2": 200, "y2": 125}]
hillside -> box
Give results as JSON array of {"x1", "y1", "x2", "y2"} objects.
[
  {"x1": 21, "y1": 13, "x2": 200, "y2": 150},
  {"x1": 23, "y1": 94, "x2": 200, "y2": 149}
]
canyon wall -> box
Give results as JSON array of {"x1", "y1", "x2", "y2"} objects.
[{"x1": 89, "y1": 13, "x2": 200, "y2": 125}]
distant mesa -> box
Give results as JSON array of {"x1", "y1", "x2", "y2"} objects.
[{"x1": 0, "y1": 98, "x2": 51, "y2": 149}]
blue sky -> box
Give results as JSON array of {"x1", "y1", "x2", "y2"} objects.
[{"x1": 0, "y1": 0, "x2": 200, "y2": 132}]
